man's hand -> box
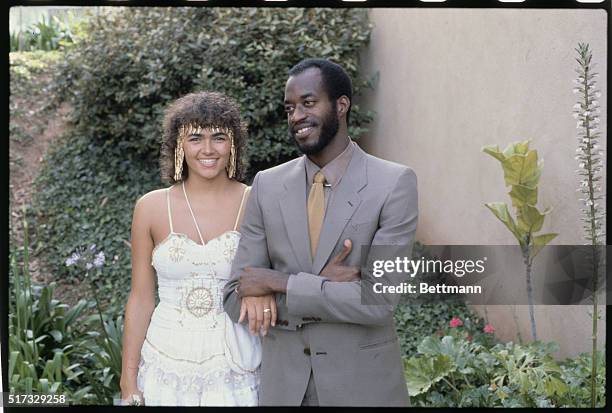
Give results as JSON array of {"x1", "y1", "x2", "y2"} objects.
[
  {"x1": 239, "y1": 295, "x2": 277, "y2": 336},
  {"x1": 320, "y1": 239, "x2": 361, "y2": 282},
  {"x1": 238, "y1": 267, "x2": 289, "y2": 297}
]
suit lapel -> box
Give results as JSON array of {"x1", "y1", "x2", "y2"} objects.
[
  {"x1": 312, "y1": 146, "x2": 368, "y2": 274},
  {"x1": 279, "y1": 156, "x2": 312, "y2": 273}
]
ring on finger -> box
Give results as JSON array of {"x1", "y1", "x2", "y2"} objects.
[{"x1": 263, "y1": 308, "x2": 271, "y2": 313}]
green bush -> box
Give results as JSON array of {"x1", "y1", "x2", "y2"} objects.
[
  {"x1": 10, "y1": 15, "x2": 75, "y2": 52},
  {"x1": 9, "y1": 221, "x2": 123, "y2": 404},
  {"x1": 33, "y1": 7, "x2": 374, "y2": 304},
  {"x1": 404, "y1": 333, "x2": 606, "y2": 408},
  {"x1": 393, "y1": 242, "x2": 489, "y2": 357},
  {"x1": 394, "y1": 301, "x2": 487, "y2": 358}
]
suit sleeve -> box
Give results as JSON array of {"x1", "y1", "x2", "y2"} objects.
[
  {"x1": 285, "y1": 168, "x2": 418, "y2": 326},
  {"x1": 222, "y1": 172, "x2": 302, "y2": 329}
]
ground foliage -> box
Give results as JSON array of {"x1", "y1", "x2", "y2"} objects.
[
  {"x1": 405, "y1": 333, "x2": 606, "y2": 408},
  {"x1": 32, "y1": 7, "x2": 374, "y2": 306}
]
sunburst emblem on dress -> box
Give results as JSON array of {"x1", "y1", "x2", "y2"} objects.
[{"x1": 185, "y1": 287, "x2": 214, "y2": 317}]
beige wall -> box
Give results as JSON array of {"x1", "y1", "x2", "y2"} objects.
[{"x1": 359, "y1": 9, "x2": 606, "y2": 358}]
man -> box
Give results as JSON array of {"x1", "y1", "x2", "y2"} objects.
[{"x1": 223, "y1": 58, "x2": 418, "y2": 406}]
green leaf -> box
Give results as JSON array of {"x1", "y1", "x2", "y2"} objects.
[
  {"x1": 531, "y1": 233, "x2": 558, "y2": 257},
  {"x1": 404, "y1": 354, "x2": 456, "y2": 396},
  {"x1": 484, "y1": 202, "x2": 524, "y2": 243},
  {"x1": 543, "y1": 376, "x2": 568, "y2": 397},
  {"x1": 517, "y1": 204, "x2": 545, "y2": 233},
  {"x1": 508, "y1": 184, "x2": 537, "y2": 208},
  {"x1": 513, "y1": 140, "x2": 530, "y2": 155},
  {"x1": 482, "y1": 145, "x2": 505, "y2": 162},
  {"x1": 49, "y1": 329, "x2": 63, "y2": 342},
  {"x1": 501, "y1": 151, "x2": 538, "y2": 188}
]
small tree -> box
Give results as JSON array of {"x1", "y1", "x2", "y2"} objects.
[
  {"x1": 573, "y1": 43, "x2": 605, "y2": 408},
  {"x1": 482, "y1": 141, "x2": 558, "y2": 341}
]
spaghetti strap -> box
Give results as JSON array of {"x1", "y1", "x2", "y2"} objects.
[
  {"x1": 166, "y1": 187, "x2": 174, "y2": 233},
  {"x1": 233, "y1": 186, "x2": 251, "y2": 231},
  {"x1": 182, "y1": 182, "x2": 207, "y2": 246}
]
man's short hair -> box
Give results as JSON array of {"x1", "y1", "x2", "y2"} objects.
[{"x1": 288, "y1": 58, "x2": 353, "y2": 125}]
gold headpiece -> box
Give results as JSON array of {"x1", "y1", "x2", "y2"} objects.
[{"x1": 174, "y1": 123, "x2": 236, "y2": 181}]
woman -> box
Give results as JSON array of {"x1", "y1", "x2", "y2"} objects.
[{"x1": 120, "y1": 92, "x2": 271, "y2": 406}]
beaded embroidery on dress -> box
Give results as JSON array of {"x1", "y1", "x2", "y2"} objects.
[{"x1": 137, "y1": 184, "x2": 260, "y2": 406}]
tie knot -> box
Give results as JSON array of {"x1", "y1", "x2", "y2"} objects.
[{"x1": 313, "y1": 171, "x2": 326, "y2": 184}]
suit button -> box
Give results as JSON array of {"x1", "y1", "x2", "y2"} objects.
[{"x1": 303, "y1": 348, "x2": 311, "y2": 356}]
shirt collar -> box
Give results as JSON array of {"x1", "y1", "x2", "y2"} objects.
[{"x1": 304, "y1": 139, "x2": 355, "y2": 189}]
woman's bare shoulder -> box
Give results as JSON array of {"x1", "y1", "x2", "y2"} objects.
[{"x1": 135, "y1": 187, "x2": 171, "y2": 212}]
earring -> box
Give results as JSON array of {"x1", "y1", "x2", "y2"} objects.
[
  {"x1": 227, "y1": 137, "x2": 236, "y2": 179},
  {"x1": 174, "y1": 135, "x2": 185, "y2": 181}
]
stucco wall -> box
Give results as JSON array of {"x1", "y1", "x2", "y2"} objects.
[{"x1": 359, "y1": 9, "x2": 606, "y2": 358}]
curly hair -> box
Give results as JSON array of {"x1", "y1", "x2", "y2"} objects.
[{"x1": 160, "y1": 91, "x2": 248, "y2": 184}]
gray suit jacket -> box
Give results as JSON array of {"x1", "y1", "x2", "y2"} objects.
[{"x1": 223, "y1": 145, "x2": 418, "y2": 406}]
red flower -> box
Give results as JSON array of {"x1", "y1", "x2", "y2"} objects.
[
  {"x1": 449, "y1": 317, "x2": 463, "y2": 328},
  {"x1": 467, "y1": 335, "x2": 472, "y2": 342},
  {"x1": 484, "y1": 324, "x2": 495, "y2": 334}
]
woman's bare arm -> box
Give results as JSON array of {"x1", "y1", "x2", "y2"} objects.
[{"x1": 120, "y1": 195, "x2": 157, "y2": 402}]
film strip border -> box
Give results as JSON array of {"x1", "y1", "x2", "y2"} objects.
[{"x1": 5, "y1": 0, "x2": 611, "y2": 9}]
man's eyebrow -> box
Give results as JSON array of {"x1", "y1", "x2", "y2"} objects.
[{"x1": 284, "y1": 93, "x2": 316, "y2": 104}]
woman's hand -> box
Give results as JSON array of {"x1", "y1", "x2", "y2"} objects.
[
  {"x1": 239, "y1": 294, "x2": 277, "y2": 336},
  {"x1": 120, "y1": 381, "x2": 144, "y2": 406}
]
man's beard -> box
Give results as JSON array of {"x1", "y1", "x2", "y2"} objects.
[{"x1": 289, "y1": 106, "x2": 339, "y2": 156}]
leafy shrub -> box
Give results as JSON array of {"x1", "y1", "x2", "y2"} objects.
[
  {"x1": 394, "y1": 300, "x2": 484, "y2": 358},
  {"x1": 10, "y1": 15, "x2": 75, "y2": 52},
  {"x1": 9, "y1": 221, "x2": 123, "y2": 404},
  {"x1": 33, "y1": 7, "x2": 374, "y2": 304},
  {"x1": 393, "y1": 242, "x2": 489, "y2": 357},
  {"x1": 404, "y1": 333, "x2": 606, "y2": 407}
]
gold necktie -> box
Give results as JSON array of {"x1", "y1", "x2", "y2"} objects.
[{"x1": 308, "y1": 171, "x2": 326, "y2": 259}]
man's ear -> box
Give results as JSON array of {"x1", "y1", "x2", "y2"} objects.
[{"x1": 337, "y1": 96, "x2": 350, "y2": 118}]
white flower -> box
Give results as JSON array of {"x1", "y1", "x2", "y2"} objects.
[
  {"x1": 595, "y1": 92, "x2": 602, "y2": 98},
  {"x1": 86, "y1": 263, "x2": 93, "y2": 270},
  {"x1": 93, "y1": 252, "x2": 106, "y2": 268},
  {"x1": 573, "y1": 103, "x2": 582, "y2": 109},
  {"x1": 65, "y1": 252, "x2": 80, "y2": 267}
]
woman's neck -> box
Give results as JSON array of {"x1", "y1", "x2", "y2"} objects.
[{"x1": 182, "y1": 173, "x2": 233, "y2": 199}]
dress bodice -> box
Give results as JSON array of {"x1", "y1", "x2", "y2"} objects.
[{"x1": 151, "y1": 230, "x2": 240, "y2": 322}]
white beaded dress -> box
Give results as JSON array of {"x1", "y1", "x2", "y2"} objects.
[{"x1": 137, "y1": 184, "x2": 259, "y2": 406}]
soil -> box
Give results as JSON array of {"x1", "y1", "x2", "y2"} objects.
[{"x1": 9, "y1": 67, "x2": 74, "y2": 300}]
